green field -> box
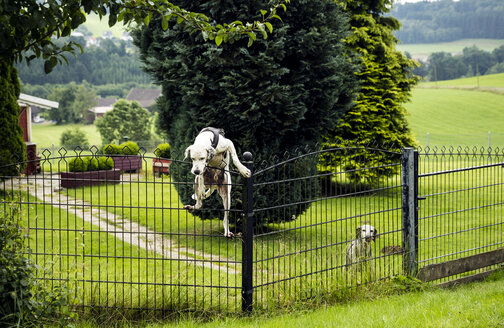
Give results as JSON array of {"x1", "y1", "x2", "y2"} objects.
[
  {"x1": 406, "y1": 73, "x2": 504, "y2": 147},
  {"x1": 396, "y1": 38, "x2": 504, "y2": 59}
]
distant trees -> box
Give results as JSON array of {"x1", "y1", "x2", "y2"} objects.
[
  {"x1": 392, "y1": 0, "x2": 504, "y2": 44},
  {"x1": 47, "y1": 83, "x2": 97, "y2": 124},
  {"x1": 16, "y1": 39, "x2": 151, "y2": 86},
  {"x1": 416, "y1": 45, "x2": 504, "y2": 81}
]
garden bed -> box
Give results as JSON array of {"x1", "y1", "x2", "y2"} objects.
[
  {"x1": 60, "y1": 169, "x2": 121, "y2": 188},
  {"x1": 111, "y1": 155, "x2": 142, "y2": 172}
]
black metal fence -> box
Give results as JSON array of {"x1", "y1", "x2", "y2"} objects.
[{"x1": 0, "y1": 145, "x2": 503, "y2": 315}]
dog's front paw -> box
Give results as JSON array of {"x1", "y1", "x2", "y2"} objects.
[
  {"x1": 225, "y1": 231, "x2": 234, "y2": 238},
  {"x1": 183, "y1": 205, "x2": 194, "y2": 213},
  {"x1": 240, "y1": 168, "x2": 251, "y2": 178}
]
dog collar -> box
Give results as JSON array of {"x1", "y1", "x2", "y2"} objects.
[{"x1": 200, "y1": 127, "x2": 224, "y2": 150}]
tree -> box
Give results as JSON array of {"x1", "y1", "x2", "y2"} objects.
[
  {"x1": 0, "y1": 61, "x2": 26, "y2": 176},
  {"x1": 321, "y1": 0, "x2": 418, "y2": 184},
  {"x1": 47, "y1": 83, "x2": 96, "y2": 124},
  {"x1": 95, "y1": 99, "x2": 152, "y2": 145},
  {"x1": 133, "y1": 0, "x2": 358, "y2": 225},
  {"x1": 1, "y1": 0, "x2": 288, "y2": 176}
]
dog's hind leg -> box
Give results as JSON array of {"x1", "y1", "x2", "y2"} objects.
[{"x1": 218, "y1": 171, "x2": 233, "y2": 238}]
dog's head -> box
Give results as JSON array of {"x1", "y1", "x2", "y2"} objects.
[
  {"x1": 184, "y1": 144, "x2": 216, "y2": 175},
  {"x1": 356, "y1": 224, "x2": 378, "y2": 243}
]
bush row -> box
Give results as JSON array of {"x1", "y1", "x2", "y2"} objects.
[{"x1": 68, "y1": 156, "x2": 114, "y2": 172}]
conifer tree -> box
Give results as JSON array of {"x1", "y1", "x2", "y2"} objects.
[
  {"x1": 322, "y1": 0, "x2": 418, "y2": 184},
  {"x1": 133, "y1": 0, "x2": 358, "y2": 225},
  {"x1": 0, "y1": 62, "x2": 25, "y2": 177}
]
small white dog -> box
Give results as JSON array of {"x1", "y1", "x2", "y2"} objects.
[
  {"x1": 345, "y1": 224, "x2": 378, "y2": 274},
  {"x1": 183, "y1": 127, "x2": 251, "y2": 238}
]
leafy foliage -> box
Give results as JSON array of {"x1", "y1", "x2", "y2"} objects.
[
  {"x1": 322, "y1": 0, "x2": 418, "y2": 184},
  {"x1": 133, "y1": 0, "x2": 358, "y2": 225},
  {"x1": 95, "y1": 100, "x2": 152, "y2": 145},
  {"x1": 418, "y1": 45, "x2": 504, "y2": 81},
  {"x1": 17, "y1": 39, "x2": 152, "y2": 86},
  {"x1": 0, "y1": 204, "x2": 76, "y2": 327},
  {"x1": 60, "y1": 128, "x2": 90, "y2": 149},
  {"x1": 154, "y1": 143, "x2": 171, "y2": 159},
  {"x1": 68, "y1": 156, "x2": 114, "y2": 172},
  {"x1": 103, "y1": 141, "x2": 140, "y2": 155},
  {"x1": 0, "y1": 61, "x2": 26, "y2": 178}
]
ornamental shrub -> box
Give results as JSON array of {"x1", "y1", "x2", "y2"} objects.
[
  {"x1": 87, "y1": 157, "x2": 99, "y2": 171},
  {"x1": 98, "y1": 157, "x2": 114, "y2": 170},
  {"x1": 103, "y1": 143, "x2": 121, "y2": 155},
  {"x1": 119, "y1": 141, "x2": 139, "y2": 155},
  {"x1": 154, "y1": 143, "x2": 171, "y2": 159},
  {"x1": 103, "y1": 142, "x2": 140, "y2": 155},
  {"x1": 68, "y1": 157, "x2": 87, "y2": 172},
  {"x1": 60, "y1": 128, "x2": 90, "y2": 149},
  {"x1": 0, "y1": 61, "x2": 26, "y2": 178}
]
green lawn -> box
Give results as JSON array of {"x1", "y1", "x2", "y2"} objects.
[{"x1": 32, "y1": 122, "x2": 102, "y2": 149}]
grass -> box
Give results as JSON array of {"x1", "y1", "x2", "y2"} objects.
[
  {"x1": 4, "y1": 147, "x2": 502, "y2": 324},
  {"x1": 396, "y1": 38, "x2": 504, "y2": 58},
  {"x1": 71, "y1": 270, "x2": 504, "y2": 327},
  {"x1": 406, "y1": 73, "x2": 504, "y2": 147},
  {"x1": 31, "y1": 122, "x2": 102, "y2": 149}
]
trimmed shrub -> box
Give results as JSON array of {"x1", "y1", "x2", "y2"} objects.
[
  {"x1": 103, "y1": 143, "x2": 121, "y2": 155},
  {"x1": 0, "y1": 61, "x2": 26, "y2": 178},
  {"x1": 68, "y1": 157, "x2": 87, "y2": 172},
  {"x1": 119, "y1": 141, "x2": 139, "y2": 155},
  {"x1": 98, "y1": 157, "x2": 114, "y2": 170},
  {"x1": 60, "y1": 128, "x2": 89, "y2": 149},
  {"x1": 87, "y1": 157, "x2": 99, "y2": 171},
  {"x1": 154, "y1": 143, "x2": 171, "y2": 159},
  {"x1": 103, "y1": 141, "x2": 140, "y2": 155}
]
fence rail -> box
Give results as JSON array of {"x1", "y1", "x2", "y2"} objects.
[{"x1": 0, "y1": 145, "x2": 503, "y2": 316}]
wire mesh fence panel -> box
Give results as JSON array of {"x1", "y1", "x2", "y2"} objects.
[
  {"x1": 250, "y1": 146, "x2": 404, "y2": 310},
  {"x1": 418, "y1": 146, "x2": 504, "y2": 284},
  {"x1": 0, "y1": 149, "x2": 243, "y2": 316},
  {"x1": 2, "y1": 145, "x2": 504, "y2": 316}
]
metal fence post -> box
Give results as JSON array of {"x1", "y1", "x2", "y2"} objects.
[
  {"x1": 401, "y1": 147, "x2": 419, "y2": 277},
  {"x1": 241, "y1": 151, "x2": 254, "y2": 313}
]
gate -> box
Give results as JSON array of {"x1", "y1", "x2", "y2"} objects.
[{"x1": 411, "y1": 147, "x2": 504, "y2": 286}]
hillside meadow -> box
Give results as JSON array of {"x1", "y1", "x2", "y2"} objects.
[
  {"x1": 406, "y1": 73, "x2": 504, "y2": 147},
  {"x1": 396, "y1": 38, "x2": 504, "y2": 60}
]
